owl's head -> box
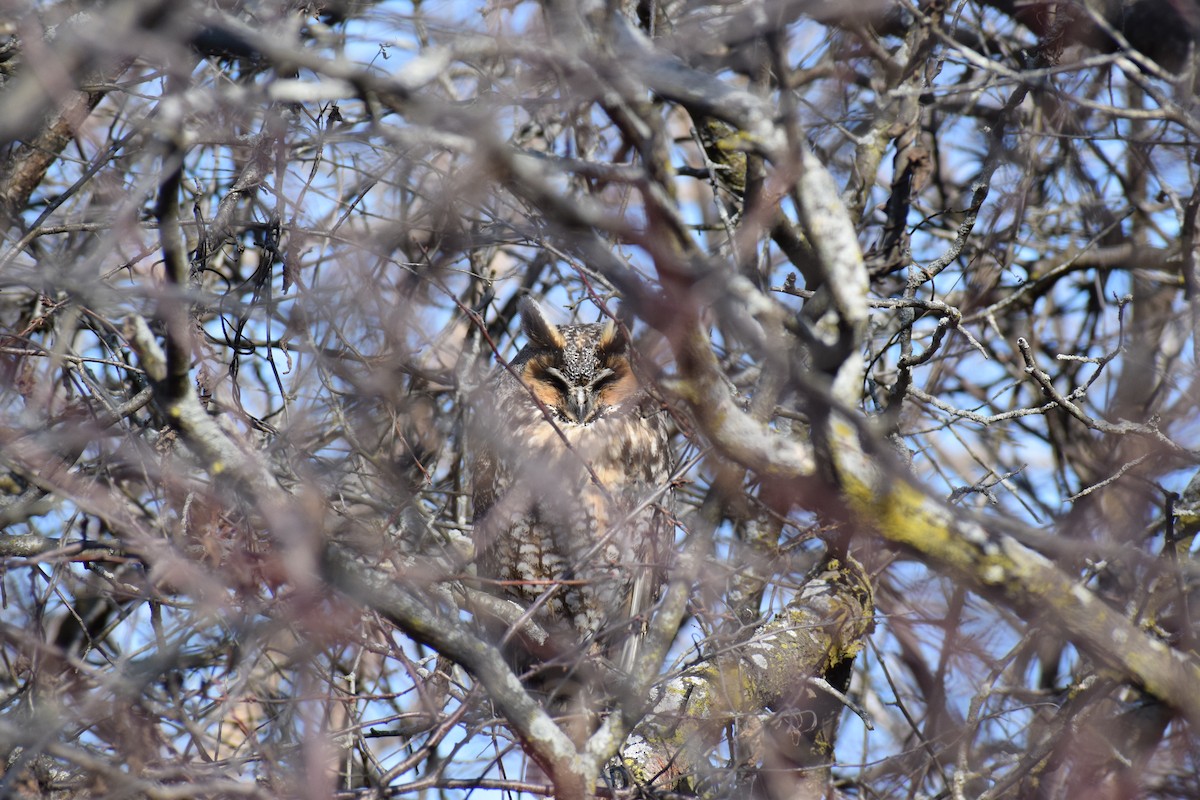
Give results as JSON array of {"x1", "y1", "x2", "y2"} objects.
[{"x1": 512, "y1": 298, "x2": 640, "y2": 425}]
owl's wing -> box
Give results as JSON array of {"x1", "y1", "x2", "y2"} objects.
[
  {"x1": 616, "y1": 405, "x2": 674, "y2": 674},
  {"x1": 617, "y1": 513, "x2": 668, "y2": 674},
  {"x1": 470, "y1": 441, "x2": 498, "y2": 524},
  {"x1": 469, "y1": 368, "x2": 511, "y2": 587}
]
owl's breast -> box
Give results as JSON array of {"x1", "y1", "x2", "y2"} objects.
[
  {"x1": 473, "y1": 388, "x2": 671, "y2": 642},
  {"x1": 512, "y1": 404, "x2": 666, "y2": 472}
]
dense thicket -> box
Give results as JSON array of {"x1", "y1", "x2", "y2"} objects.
[{"x1": 3, "y1": 1, "x2": 1200, "y2": 798}]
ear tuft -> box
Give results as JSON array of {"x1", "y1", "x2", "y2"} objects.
[
  {"x1": 519, "y1": 297, "x2": 566, "y2": 349},
  {"x1": 599, "y1": 316, "x2": 628, "y2": 354}
]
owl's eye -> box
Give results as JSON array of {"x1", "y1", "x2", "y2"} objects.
[
  {"x1": 541, "y1": 366, "x2": 616, "y2": 392},
  {"x1": 542, "y1": 366, "x2": 572, "y2": 389},
  {"x1": 588, "y1": 367, "x2": 616, "y2": 390}
]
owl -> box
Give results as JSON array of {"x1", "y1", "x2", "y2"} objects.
[{"x1": 472, "y1": 298, "x2": 673, "y2": 673}]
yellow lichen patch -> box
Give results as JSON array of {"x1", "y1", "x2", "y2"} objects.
[
  {"x1": 829, "y1": 423, "x2": 1200, "y2": 723},
  {"x1": 830, "y1": 419, "x2": 991, "y2": 577}
]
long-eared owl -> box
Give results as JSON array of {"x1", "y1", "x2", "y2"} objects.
[{"x1": 472, "y1": 298, "x2": 673, "y2": 670}]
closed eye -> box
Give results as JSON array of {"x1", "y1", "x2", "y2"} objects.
[
  {"x1": 587, "y1": 368, "x2": 615, "y2": 390},
  {"x1": 543, "y1": 367, "x2": 572, "y2": 389}
]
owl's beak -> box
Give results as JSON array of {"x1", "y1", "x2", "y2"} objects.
[{"x1": 566, "y1": 387, "x2": 598, "y2": 423}]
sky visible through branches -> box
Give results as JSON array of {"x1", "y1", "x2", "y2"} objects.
[{"x1": 4, "y1": 1, "x2": 1200, "y2": 798}]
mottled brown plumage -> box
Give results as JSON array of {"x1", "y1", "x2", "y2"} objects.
[{"x1": 472, "y1": 298, "x2": 673, "y2": 672}]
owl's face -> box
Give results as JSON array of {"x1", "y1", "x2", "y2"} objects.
[{"x1": 512, "y1": 299, "x2": 641, "y2": 425}]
